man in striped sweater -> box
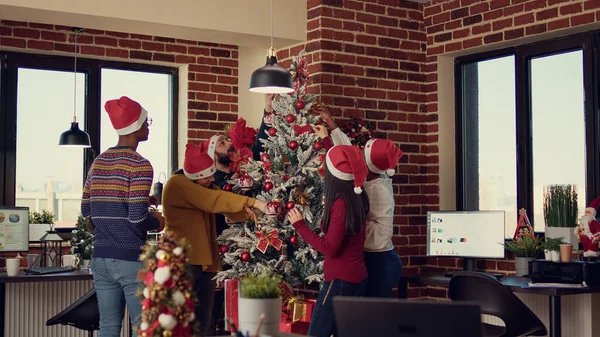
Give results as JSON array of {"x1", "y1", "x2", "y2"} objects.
[{"x1": 81, "y1": 96, "x2": 164, "y2": 337}]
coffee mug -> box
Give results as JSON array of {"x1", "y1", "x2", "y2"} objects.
[
  {"x1": 62, "y1": 255, "x2": 80, "y2": 268},
  {"x1": 6, "y1": 258, "x2": 20, "y2": 276}
]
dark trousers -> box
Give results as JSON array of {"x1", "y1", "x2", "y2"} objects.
[
  {"x1": 208, "y1": 288, "x2": 225, "y2": 335},
  {"x1": 364, "y1": 250, "x2": 403, "y2": 298},
  {"x1": 308, "y1": 279, "x2": 367, "y2": 337},
  {"x1": 190, "y1": 265, "x2": 217, "y2": 337}
]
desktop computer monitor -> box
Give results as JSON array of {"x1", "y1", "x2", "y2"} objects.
[
  {"x1": 427, "y1": 211, "x2": 505, "y2": 271},
  {"x1": 0, "y1": 206, "x2": 30, "y2": 252}
]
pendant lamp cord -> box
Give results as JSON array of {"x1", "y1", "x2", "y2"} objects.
[
  {"x1": 270, "y1": 0, "x2": 274, "y2": 48},
  {"x1": 72, "y1": 30, "x2": 79, "y2": 123}
]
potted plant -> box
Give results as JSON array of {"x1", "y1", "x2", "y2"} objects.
[
  {"x1": 543, "y1": 184, "x2": 579, "y2": 244},
  {"x1": 70, "y1": 216, "x2": 94, "y2": 268},
  {"x1": 29, "y1": 210, "x2": 55, "y2": 227},
  {"x1": 503, "y1": 235, "x2": 543, "y2": 277},
  {"x1": 238, "y1": 271, "x2": 282, "y2": 336},
  {"x1": 543, "y1": 237, "x2": 564, "y2": 262}
]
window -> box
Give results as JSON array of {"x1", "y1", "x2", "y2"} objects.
[
  {"x1": 0, "y1": 52, "x2": 178, "y2": 226},
  {"x1": 456, "y1": 34, "x2": 597, "y2": 238}
]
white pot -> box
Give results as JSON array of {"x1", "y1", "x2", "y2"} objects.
[
  {"x1": 544, "y1": 250, "x2": 552, "y2": 261},
  {"x1": 551, "y1": 250, "x2": 560, "y2": 262},
  {"x1": 515, "y1": 257, "x2": 534, "y2": 277},
  {"x1": 238, "y1": 296, "x2": 282, "y2": 337},
  {"x1": 546, "y1": 227, "x2": 579, "y2": 246}
]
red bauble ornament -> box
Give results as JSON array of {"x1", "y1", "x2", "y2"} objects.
[
  {"x1": 264, "y1": 181, "x2": 274, "y2": 192},
  {"x1": 268, "y1": 128, "x2": 277, "y2": 137},
  {"x1": 265, "y1": 201, "x2": 280, "y2": 217},
  {"x1": 223, "y1": 184, "x2": 232, "y2": 192},
  {"x1": 285, "y1": 114, "x2": 296, "y2": 124},
  {"x1": 260, "y1": 153, "x2": 271, "y2": 162},
  {"x1": 219, "y1": 245, "x2": 229, "y2": 254},
  {"x1": 286, "y1": 201, "x2": 296, "y2": 210},
  {"x1": 238, "y1": 174, "x2": 253, "y2": 192},
  {"x1": 240, "y1": 252, "x2": 250, "y2": 262},
  {"x1": 313, "y1": 142, "x2": 324, "y2": 150},
  {"x1": 288, "y1": 140, "x2": 299, "y2": 150},
  {"x1": 295, "y1": 101, "x2": 305, "y2": 110},
  {"x1": 289, "y1": 235, "x2": 298, "y2": 245}
]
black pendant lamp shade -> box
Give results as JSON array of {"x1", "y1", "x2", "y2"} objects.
[
  {"x1": 59, "y1": 121, "x2": 91, "y2": 147},
  {"x1": 249, "y1": 48, "x2": 294, "y2": 94},
  {"x1": 59, "y1": 27, "x2": 91, "y2": 148}
]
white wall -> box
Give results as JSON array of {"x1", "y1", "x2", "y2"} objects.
[{"x1": 238, "y1": 47, "x2": 271, "y2": 129}]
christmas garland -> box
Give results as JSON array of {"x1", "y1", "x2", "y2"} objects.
[
  {"x1": 342, "y1": 116, "x2": 376, "y2": 149},
  {"x1": 137, "y1": 231, "x2": 197, "y2": 337}
]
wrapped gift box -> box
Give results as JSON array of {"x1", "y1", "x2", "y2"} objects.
[
  {"x1": 280, "y1": 319, "x2": 310, "y2": 334},
  {"x1": 224, "y1": 279, "x2": 239, "y2": 332},
  {"x1": 291, "y1": 299, "x2": 316, "y2": 323}
]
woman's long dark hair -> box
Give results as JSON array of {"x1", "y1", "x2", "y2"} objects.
[{"x1": 322, "y1": 163, "x2": 370, "y2": 235}]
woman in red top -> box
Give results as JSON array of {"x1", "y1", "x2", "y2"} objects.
[{"x1": 288, "y1": 145, "x2": 370, "y2": 337}]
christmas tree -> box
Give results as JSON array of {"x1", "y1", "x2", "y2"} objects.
[
  {"x1": 70, "y1": 215, "x2": 94, "y2": 262},
  {"x1": 215, "y1": 50, "x2": 325, "y2": 286},
  {"x1": 137, "y1": 230, "x2": 197, "y2": 337}
]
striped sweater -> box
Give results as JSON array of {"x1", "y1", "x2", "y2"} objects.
[{"x1": 81, "y1": 146, "x2": 159, "y2": 261}]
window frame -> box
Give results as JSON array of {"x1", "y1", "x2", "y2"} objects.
[
  {"x1": 455, "y1": 31, "x2": 599, "y2": 235},
  {"x1": 0, "y1": 51, "x2": 179, "y2": 206}
]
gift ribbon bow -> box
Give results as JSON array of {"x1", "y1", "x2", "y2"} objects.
[
  {"x1": 293, "y1": 124, "x2": 312, "y2": 135},
  {"x1": 256, "y1": 229, "x2": 283, "y2": 253},
  {"x1": 285, "y1": 295, "x2": 305, "y2": 316}
]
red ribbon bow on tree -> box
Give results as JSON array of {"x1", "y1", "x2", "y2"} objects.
[
  {"x1": 293, "y1": 124, "x2": 312, "y2": 135},
  {"x1": 256, "y1": 229, "x2": 283, "y2": 254}
]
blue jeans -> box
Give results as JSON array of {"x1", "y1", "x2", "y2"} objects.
[
  {"x1": 308, "y1": 279, "x2": 367, "y2": 337},
  {"x1": 364, "y1": 250, "x2": 402, "y2": 298},
  {"x1": 91, "y1": 258, "x2": 144, "y2": 337}
]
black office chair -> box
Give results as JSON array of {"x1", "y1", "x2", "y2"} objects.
[
  {"x1": 46, "y1": 288, "x2": 100, "y2": 337},
  {"x1": 448, "y1": 272, "x2": 547, "y2": 337}
]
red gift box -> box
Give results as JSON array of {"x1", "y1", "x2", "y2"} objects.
[
  {"x1": 224, "y1": 279, "x2": 239, "y2": 332},
  {"x1": 280, "y1": 318, "x2": 310, "y2": 335}
]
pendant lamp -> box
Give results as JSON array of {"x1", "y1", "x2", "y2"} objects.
[
  {"x1": 249, "y1": 0, "x2": 294, "y2": 94},
  {"x1": 59, "y1": 28, "x2": 91, "y2": 148}
]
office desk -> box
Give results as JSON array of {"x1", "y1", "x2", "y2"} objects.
[{"x1": 402, "y1": 272, "x2": 600, "y2": 337}]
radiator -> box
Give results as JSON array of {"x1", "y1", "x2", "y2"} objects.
[{"x1": 5, "y1": 280, "x2": 130, "y2": 337}]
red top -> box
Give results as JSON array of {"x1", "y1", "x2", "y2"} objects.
[{"x1": 293, "y1": 197, "x2": 367, "y2": 283}]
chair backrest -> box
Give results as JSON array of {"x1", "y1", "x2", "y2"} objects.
[
  {"x1": 46, "y1": 288, "x2": 99, "y2": 331},
  {"x1": 448, "y1": 272, "x2": 546, "y2": 337}
]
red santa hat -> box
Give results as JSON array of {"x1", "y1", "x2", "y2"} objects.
[
  {"x1": 202, "y1": 135, "x2": 225, "y2": 159},
  {"x1": 325, "y1": 145, "x2": 368, "y2": 194},
  {"x1": 183, "y1": 143, "x2": 216, "y2": 180},
  {"x1": 105, "y1": 96, "x2": 148, "y2": 136},
  {"x1": 585, "y1": 196, "x2": 600, "y2": 217},
  {"x1": 364, "y1": 138, "x2": 403, "y2": 176}
]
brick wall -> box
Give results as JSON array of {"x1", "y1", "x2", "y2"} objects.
[
  {"x1": 0, "y1": 20, "x2": 239, "y2": 143},
  {"x1": 277, "y1": 0, "x2": 434, "y2": 298}
]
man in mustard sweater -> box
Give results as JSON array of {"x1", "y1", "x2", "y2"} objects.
[{"x1": 162, "y1": 142, "x2": 266, "y2": 336}]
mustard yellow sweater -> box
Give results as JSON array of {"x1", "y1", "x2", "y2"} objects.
[{"x1": 162, "y1": 174, "x2": 255, "y2": 272}]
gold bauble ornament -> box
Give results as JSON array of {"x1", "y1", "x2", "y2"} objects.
[
  {"x1": 163, "y1": 330, "x2": 172, "y2": 337},
  {"x1": 185, "y1": 292, "x2": 191, "y2": 299}
]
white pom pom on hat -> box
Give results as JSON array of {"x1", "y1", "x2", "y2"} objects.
[
  {"x1": 386, "y1": 168, "x2": 395, "y2": 177},
  {"x1": 354, "y1": 186, "x2": 363, "y2": 194}
]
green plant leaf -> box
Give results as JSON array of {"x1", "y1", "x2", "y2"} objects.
[{"x1": 240, "y1": 271, "x2": 282, "y2": 299}]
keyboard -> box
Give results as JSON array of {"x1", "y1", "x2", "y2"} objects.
[
  {"x1": 445, "y1": 271, "x2": 503, "y2": 280},
  {"x1": 25, "y1": 266, "x2": 74, "y2": 275}
]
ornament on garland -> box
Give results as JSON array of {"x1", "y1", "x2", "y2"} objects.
[
  {"x1": 264, "y1": 181, "x2": 274, "y2": 192},
  {"x1": 264, "y1": 112, "x2": 275, "y2": 127},
  {"x1": 293, "y1": 190, "x2": 311, "y2": 206},
  {"x1": 268, "y1": 127, "x2": 277, "y2": 137},
  {"x1": 223, "y1": 184, "x2": 232, "y2": 192},
  {"x1": 288, "y1": 140, "x2": 299, "y2": 150},
  {"x1": 260, "y1": 153, "x2": 271, "y2": 162},
  {"x1": 137, "y1": 231, "x2": 196, "y2": 337},
  {"x1": 219, "y1": 245, "x2": 229, "y2": 254},
  {"x1": 289, "y1": 235, "x2": 298, "y2": 245},
  {"x1": 295, "y1": 100, "x2": 305, "y2": 110},
  {"x1": 286, "y1": 201, "x2": 296, "y2": 210},
  {"x1": 256, "y1": 229, "x2": 284, "y2": 254},
  {"x1": 285, "y1": 114, "x2": 296, "y2": 124},
  {"x1": 265, "y1": 201, "x2": 281, "y2": 218},
  {"x1": 237, "y1": 174, "x2": 253, "y2": 192},
  {"x1": 313, "y1": 142, "x2": 324, "y2": 151},
  {"x1": 240, "y1": 252, "x2": 251, "y2": 262}
]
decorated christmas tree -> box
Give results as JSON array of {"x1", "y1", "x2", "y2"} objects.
[
  {"x1": 215, "y1": 50, "x2": 325, "y2": 286},
  {"x1": 70, "y1": 215, "x2": 94, "y2": 263},
  {"x1": 137, "y1": 231, "x2": 197, "y2": 337}
]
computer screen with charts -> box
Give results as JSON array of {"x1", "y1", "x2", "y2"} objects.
[
  {"x1": 427, "y1": 211, "x2": 505, "y2": 269},
  {"x1": 0, "y1": 206, "x2": 30, "y2": 252}
]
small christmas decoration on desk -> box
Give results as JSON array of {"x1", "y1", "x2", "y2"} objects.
[
  {"x1": 70, "y1": 216, "x2": 94, "y2": 268},
  {"x1": 513, "y1": 208, "x2": 534, "y2": 241},
  {"x1": 137, "y1": 231, "x2": 197, "y2": 337},
  {"x1": 576, "y1": 196, "x2": 600, "y2": 258}
]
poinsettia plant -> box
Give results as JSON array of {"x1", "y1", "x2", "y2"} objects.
[
  {"x1": 227, "y1": 118, "x2": 257, "y2": 150},
  {"x1": 229, "y1": 147, "x2": 253, "y2": 175}
]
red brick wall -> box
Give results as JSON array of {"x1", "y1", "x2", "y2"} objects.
[
  {"x1": 276, "y1": 0, "x2": 433, "y2": 298},
  {"x1": 0, "y1": 20, "x2": 239, "y2": 143}
]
